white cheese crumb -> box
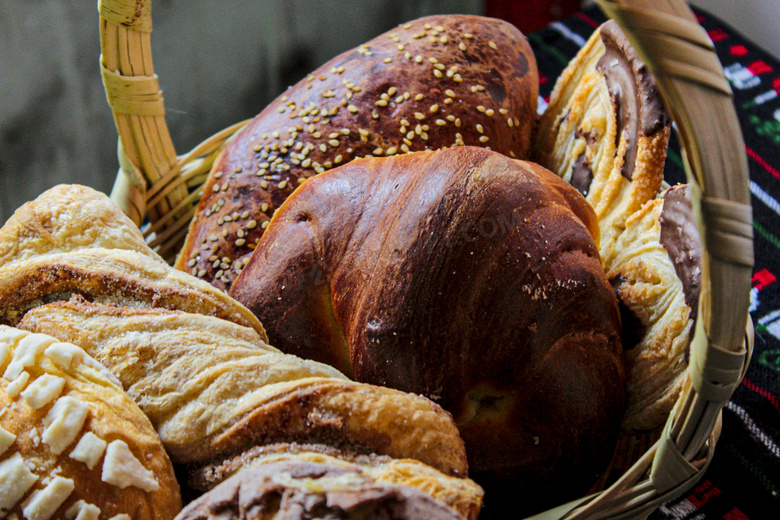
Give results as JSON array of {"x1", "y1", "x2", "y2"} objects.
[
  {"x1": 3, "y1": 333, "x2": 55, "y2": 380},
  {"x1": 21, "y1": 475, "x2": 75, "y2": 520},
  {"x1": 44, "y1": 343, "x2": 121, "y2": 387},
  {"x1": 102, "y1": 440, "x2": 159, "y2": 492},
  {"x1": 5, "y1": 371, "x2": 30, "y2": 398},
  {"x1": 42, "y1": 396, "x2": 90, "y2": 455},
  {"x1": 65, "y1": 500, "x2": 101, "y2": 520},
  {"x1": 69, "y1": 432, "x2": 107, "y2": 470},
  {"x1": 0, "y1": 453, "x2": 39, "y2": 512},
  {"x1": 0, "y1": 423, "x2": 16, "y2": 454},
  {"x1": 29, "y1": 427, "x2": 40, "y2": 447},
  {"x1": 21, "y1": 374, "x2": 66, "y2": 409}
]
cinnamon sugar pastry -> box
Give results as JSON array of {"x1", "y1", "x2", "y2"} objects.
[
  {"x1": 606, "y1": 185, "x2": 702, "y2": 432},
  {"x1": 532, "y1": 20, "x2": 670, "y2": 266},
  {"x1": 19, "y1": 299, "x2": 468, "y2": 478},
  {"x1": 0, "y1": 186, "x2": 264, "y2": 336},
  {"x1": 0, "y1": 326, "x2": 180, "y2": 520}
]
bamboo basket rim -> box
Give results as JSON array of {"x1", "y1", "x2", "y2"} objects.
[{"x1": 98, "y1": 0, "x2": 754, "y2": 519}]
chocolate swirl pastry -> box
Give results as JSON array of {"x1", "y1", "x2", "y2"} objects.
[
  {"x1": 230, "y1": 147, "x2": 626, "y2": 516},
  {"x1": 175, "y1": 461, "x2": 467, "y2": 520},
  {"x1": 175, "y1": 14, "x2": 538, "y2": 292},
  {"x1": 606, "y1": 185, "x2": 702, "y2": 432},
  {"x1": 532, "y1": 20, "x2": 671, "y2": 266}
]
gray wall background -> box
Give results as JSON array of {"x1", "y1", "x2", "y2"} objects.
[{"x1": 0, "y1": 0, "x2": 481, "y2": 222}]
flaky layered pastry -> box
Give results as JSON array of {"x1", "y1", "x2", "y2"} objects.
[
  {"x1": 19, "y1": 299, "x2": 468, "y2": 477},
  {"x1": 532, "y1": 20, "x2": 670, "y2": 266},
  {"x1": 606, "y1": 185, "x2": 702, "y2": 432},
  {"x1": 0, "y1": 326, "x2": 181, "y2": 520}
]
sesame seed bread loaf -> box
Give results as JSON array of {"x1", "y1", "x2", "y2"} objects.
[
  {"x1": 0, "y1": 326, "x2": 181, "y2": 520},
  {"x1": 175, "y1": 14, "x2": 538, "y2": 291},
  {"x1": 531, "y1": 20, "x2": 670, "y2": 267},
  {"x1": 0, "y1": 186, "x2": 265, "y2": 336},
  {"x1": 19, "y1": 299, "x2": 469, "y2": 478},
  {"x1": 229, "y1": 147, "x2": 626, "y2": 516},
  {"x1": 606, "y1": 185, "x2": 702, "y2": 432}
]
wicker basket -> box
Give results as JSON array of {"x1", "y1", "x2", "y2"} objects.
[{"x1": 98, "y1": 0, "x2": 755, "y2": 518}]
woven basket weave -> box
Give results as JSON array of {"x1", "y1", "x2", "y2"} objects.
[{"x1": 98, "y1": 0, "x2": 755, "y2": 518}]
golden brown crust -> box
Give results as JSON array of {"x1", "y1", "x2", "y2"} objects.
[
  {"x1": 531, "y1": 21, "x2": 669, "y2": 265},
  {"x1": 0, "y1": 184, "x2": 162, "y2": 267},
  {"x1": 230, "y1": 147, "x2": 625, "y2": 515},
  {"x1": 175, "y1": 14, "x2": 538, "y2": 291},
  {"x1": 19, "y1": 299, "x2": 468, "y2": 477},
  {"x1": 0, "y1": 326, "x2": 180, "y2": 520}
]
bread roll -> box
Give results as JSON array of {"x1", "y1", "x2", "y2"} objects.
[
  {"x1": 175, "y1": 14, "x2": 539, "y2": 291},
  {"x1": 0, "y1": 326, "x2": 180, "y2": 520},
  {"x1": 531, "y1": 20, "x2": 670, "y2": 266},
  {"x1": 229, "y1": 147, "x2": 625, "y2": 516}
]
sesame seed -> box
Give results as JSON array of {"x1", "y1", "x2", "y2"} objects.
[
  {"x1": 415, "y1": 55, "x2": 423, "y2": 63},
  {"x1": 464, "y1": 33, "x2": 473, "y2": 39},
  {"x1": 401, "y1": 143, "x2": 410, "y2": 153},
  {"x1": 499, "y1": 108, "x2": 509, "y2": 115},
  {"x1": 334, "y1": 155, "x2": 343, "y2": 163},
  {"x1": 341, "y1": 128, "x2": 350, "y2": 135},
  {"x1": 430, "y1": 104, "x2": 439, "y2": 113},
  {"x1": 429, "y1": 57, "x2": 438, "y2": 63},
  {"x1": 261, "y1": 203, "x2": 269, "y2": 212},
  {"x1": 455, "y1": 118, "x2": 461, "y2": 127},
  {"x1": 406, "y1": 131, "x2": 415, "y2": 140},
  {"x1": 388, "y1": 87, "x2": 397, "y2": 96},
  {"x1": 197, "y1": 269, "x2": 207, "y2": 277},
  {"x1": 323, "y1": 90, "x2": 335, "y2": 98},
  {"x1": 510, "y1": 151, "x2": 517, "y2": 158},
  {"x1": 459, "y1": 42, "x2": 467, "y2": 51},
  {"x1": 436, "y1": 119, "x2": 446, "y2": 126},
  {"x1": 415, "y1": 93, "x2": 424, "y2": 101},
  {"x1": 302, "y1": 158, "x2": 312, "y2": 168},
  {"x1": 444, "y1": 98, "x2": 453, "y2": 105},
  {"x1": 421, "y1": 132, "x2": 429, "y2": 140},
  {"x1": 373, "y1": 147, "x2": 384, "y2": 155},
  {"x1": 435, "y1": 63, "x2": 445, "y2": 70},
  {"x1": 477, "y1": 106, "x2": 486, "y2": 113},
  {"x1": 235, "y1": 239, "x2": 246, "y2": 247},
  {"x1": 376, "y1": 99, "x2": 388, "y2": 107},
  {"x1": 278, "y1": 180, "x2": 288, "y2": 189},
  {"x1": 247, "y1": 220, "x2": 258, "y2": 229},
  {"x1": 486, "y1": 109, "x2": 495, "y2": 116},
  {"x1": 433, "y1": 69, "x2": 443, "y2": 78},
  {"x1": 489, "y1": 41, "x2": 498, "y2": 50},
  {"x1": 414, "y1": 112, "x2": 425, "y2": 120},
  {"x1": 445, "y1": 89, "x2": 456, "y2": 98},
  {"x1": 476, "y1": 124, "x2": 484, "y2": 134},
  {"x1": 348, "y1": 105, "x2": 358, "y2": 113},
  {"x1": 214, "y1": 171, "x2": 223, "y2": 179},
  {"x1": 383, "y1": 57, "x2": 393, "y2": 63},
  {"x1": 395, "y1": 95, "x2": 404, "y2": 103},
  {"x1": 329, "y1": 139, "x2": 340, "y2": 147},
  {"x1": 242, "y1": 211, "x2": 250, "y2": 219},
  {"x1": 479, "y1": 135, "x2": 489, "y2": 142},
  {"x1": 260, "y1": 181, "x2": 269, "y2": 189},
  {"x1": 262, "y1": 221, "x2": 270, "y2": 229},
  {"x1": 386, "y1": 146, "x2": 398, "y2": 155},
  {"x1": 277, "y1": 106, "x2": 285, "y2": 113}
]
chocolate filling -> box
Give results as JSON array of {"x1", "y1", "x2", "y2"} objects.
[
  {"x1": 595, "y1": 21, "x2": 670, "y2": 181},
  {"x1": 177, "y1": 461, "x2": 464, "y2": 520},
  {"x1": 659, "y1": 185, "x2": 702, "y2": 323},
  {"x1": 571, "y1": 152, "x2": 593, "y2": 196},
  {"x1": 610, "y1": 275, "x2": 647, "y2": 350}
]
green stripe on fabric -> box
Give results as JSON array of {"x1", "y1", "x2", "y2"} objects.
[
  {"x1": 528, "y1": 33, "x2": 570, "y2": 67},
  {"x1": 667, "y1": 147, "x2": 684, "y2": 171},
  {"x1": 723, "y1": 442, "x2": 779, "y2": 497},
  {"x1": 754, "y1": 221, "x2": 780, "y2": 250}
]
